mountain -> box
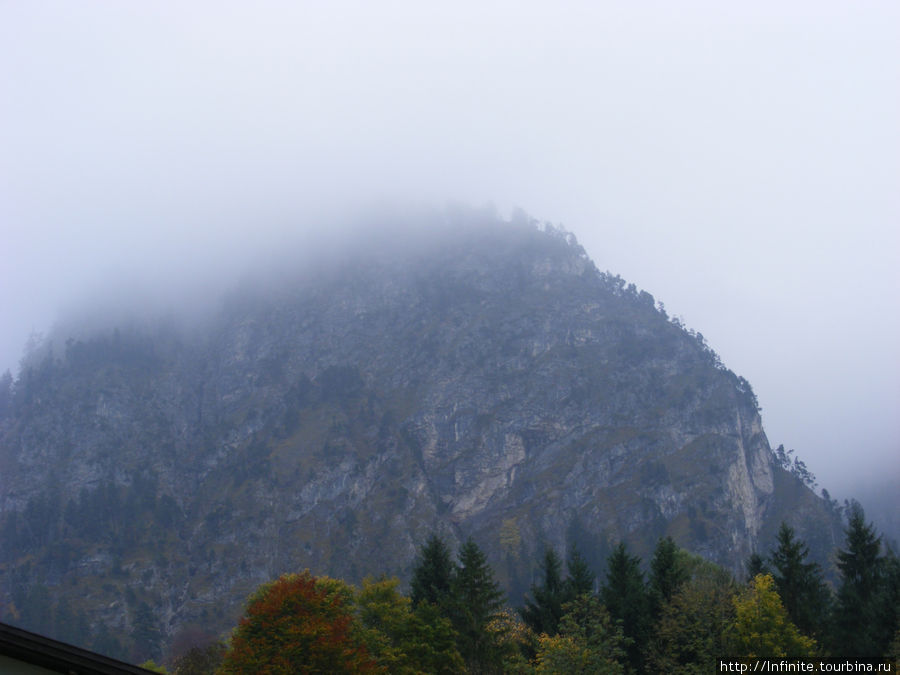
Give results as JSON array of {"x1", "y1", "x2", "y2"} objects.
[{"x1": 0, "y1": 209, "x2": 841, "y2": 661}]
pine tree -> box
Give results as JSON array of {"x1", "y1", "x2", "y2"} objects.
[
  {"x1": 831, "y1": 503, "x2": 892, "y2": 658},
  {"x1": 450, "y1": 538, "x2": 506, "y2": 673},
  {"x1": 410, "y1": 534, "x2": 455, "y2": 611},
  {"x1": 520, "y1": 547, "x2": 565, "y2": 635},
  {"x1": 745, "y1": 552, "x2": 768, "y2": 580},
  {"x1": 600, "y1": 542, "x2": 651, "y2": 671},
  {"x1": 648, "y1": 536, "x2": 688, "y2": 618},
  {"x1": 880, "y1": 554, "x2": 900, "y2": 663},
  {"x1": 769, "y1": 522, "x2": 830, "y2": 637},
  {"x1": 564, "y1": 543, "x2": 596, "y2": 599}
]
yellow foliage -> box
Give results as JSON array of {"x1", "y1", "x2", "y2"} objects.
[{"x1": 728, "y1": 574, "x2": 816, "y2": 659}]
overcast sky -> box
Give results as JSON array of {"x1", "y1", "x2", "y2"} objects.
[{"x1": 1, "y1": 1, "x2": 897, "y2": 496}]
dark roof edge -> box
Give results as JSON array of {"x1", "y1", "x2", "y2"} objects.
[{"x1": 0, "y1": 621, "x2": 155, "y2": 674}]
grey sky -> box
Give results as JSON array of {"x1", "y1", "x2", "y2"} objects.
[{"x1": 1, "y1": 1, "x2": 897, "y2": 495}]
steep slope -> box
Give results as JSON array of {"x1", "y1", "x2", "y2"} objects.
[{"x1": 0, "y1": 211, "x2": 840, "y2": 660}]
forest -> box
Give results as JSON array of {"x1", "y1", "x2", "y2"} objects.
[{"x1": 128, "y1": 505, "x2": 898, "y2": 674}]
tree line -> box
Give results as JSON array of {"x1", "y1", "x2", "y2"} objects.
[{"x1": 150, "y1": 504, "x2": 898, "y2": 674}]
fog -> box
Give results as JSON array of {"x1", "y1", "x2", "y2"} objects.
[{"x1": 1, "y1": 2, "x2": 897, "y2": 498}]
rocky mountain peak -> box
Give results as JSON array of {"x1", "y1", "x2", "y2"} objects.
[{"x1": 0, "y1": 209, "x2": 839, "y2": 658}]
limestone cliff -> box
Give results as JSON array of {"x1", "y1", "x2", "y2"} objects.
[{"x1": 0, "y1": 211, "x2": 840, "y2": 660}]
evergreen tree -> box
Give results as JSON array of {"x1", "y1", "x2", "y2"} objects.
[
  {"x1": 648, "y1": 536, "x2": 688, "y2": 618},
  {"x1": 830, "y1": 504, "x2": 891, "y2": 657},
  {"x1": 769, "y1": 522, "x2": 830, "y2": 637},
  {"x1": 450, "y1": 538, "x2": 506, "y2": 673},
  {"x1": 881, "y1": 553, "x2": 900, "y2": 661},
  {"x1": 564, "y1": 543, "x2": 596, "y2": 599},
  {"x1": 888, "y1": 626, "x2": 900, "y2": 671},
  {"x1": 745, "y1": 552, "x2": 768, "y2": 580},
  {"x1": 520, "y1": 547, "x2": 565, "y2": 635},
  {"x1": 410, "y1": 534, "x2": 455, "y2": 611},
  {"x1": 600, "y1": 542, "x2": 651, "y2": 672}
]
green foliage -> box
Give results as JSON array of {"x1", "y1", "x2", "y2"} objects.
[
  {"x1": 883, "y1": 554, "x2": 900, "y2": 659},
  {"x1": 405, "y1": 602, "x2": 468, "y2": 674},
  {"x1": 534, "y1": 633, "x2": 623, "y2": 674},
  {"x1": 600, "y1": 542, "x2": 651, "y2": 671},
  {"x1": 745, "y1": 552, "x2": 769, "y2": 580},
  {"x1": 520, "y1": 544, "x2": 597, "y2": 640},
  {"x1": 520, "y1": 548, "x2": 565, "y2": 636},
  {"x1": 726, "y1": 574, "x2": 816, "y2": 659},
  {"x1": 564, "y1": 544, "x2": 595, "y2": 599},
  {"x1": 450, "y1": 538, "x2": 507, "y2": 673},
  {"x1": 889, "y1": 627, "x2": 900, "y2": 671},
  {"x1": 534, "y1": 594, "x2": 626, "y2": 674},
  {"x1": 485, "y1": 608, "x2": 536, "y2": 673},
  {"x1": 409, "y1": 534, "x2": 455, "y2": 611},
  {"x1": 769, "y1": 522, "x2": 830, "y2": 637},
  {"x1": 646, "y1": 560, "x2": 736, "y2": 673},
  {"x1": 169, "y1": 525, "x2": 900, "y2": 671},
  {"x1": 829, "y1": 504, "x2": 898, "y2": 657},
  {"x1": 356, "y1": 576, "x2": 463, "y2": 674},
  {"x1": 648, "y1": 536, "x2": 688, "y2": 617},
  {"x1": 170, "y1": 641, "x2": 226, "y2": 675}
]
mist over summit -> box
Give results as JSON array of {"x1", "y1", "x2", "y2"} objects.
[{"x1": 0, "y1": 210, "x2": 841, "y2": 659}]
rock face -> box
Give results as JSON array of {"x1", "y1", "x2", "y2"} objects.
[{"x1": 0, "y1": 211, "x2": 839, "y2": 659}]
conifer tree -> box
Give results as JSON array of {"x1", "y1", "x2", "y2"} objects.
[
  {"x1": 745, "y1": 552, "x2": 768, "y2": 580},
  {"x1": 879, "y1": 553, "x2": 900, "y2": 663},
  {"x1": 450, "y1": 538, "x2": 506, "y2": 673},
  {"x1": 520, "y1": 547, "x2": 565, "y2": 635},
  {"x1": 600, "y1": 542, "x2": 650, "y2": 671},
  {"x1": 410, "y1": 534, "x2": 455, "y2": 611},
  {"x1": 769, "y1": 522, "x2": 830, "y2": 637},
  {"x1": 830, "y1": 505, "x2": 895, "y2": 657},
  {"x1": 648, "y1": 536, "x2": 688, "y2": 618},
  {"x1": 564, "y1": 543, "x2": 596, "y2": 599}
]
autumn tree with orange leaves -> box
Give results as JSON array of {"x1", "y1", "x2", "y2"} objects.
[{"x1": 218, "y1": 571, "x2": 378, "y2": 674}]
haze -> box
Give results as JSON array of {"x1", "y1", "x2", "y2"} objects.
[{"x1": 1, "y1": 1, "x2": 897, "y2": 499}]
